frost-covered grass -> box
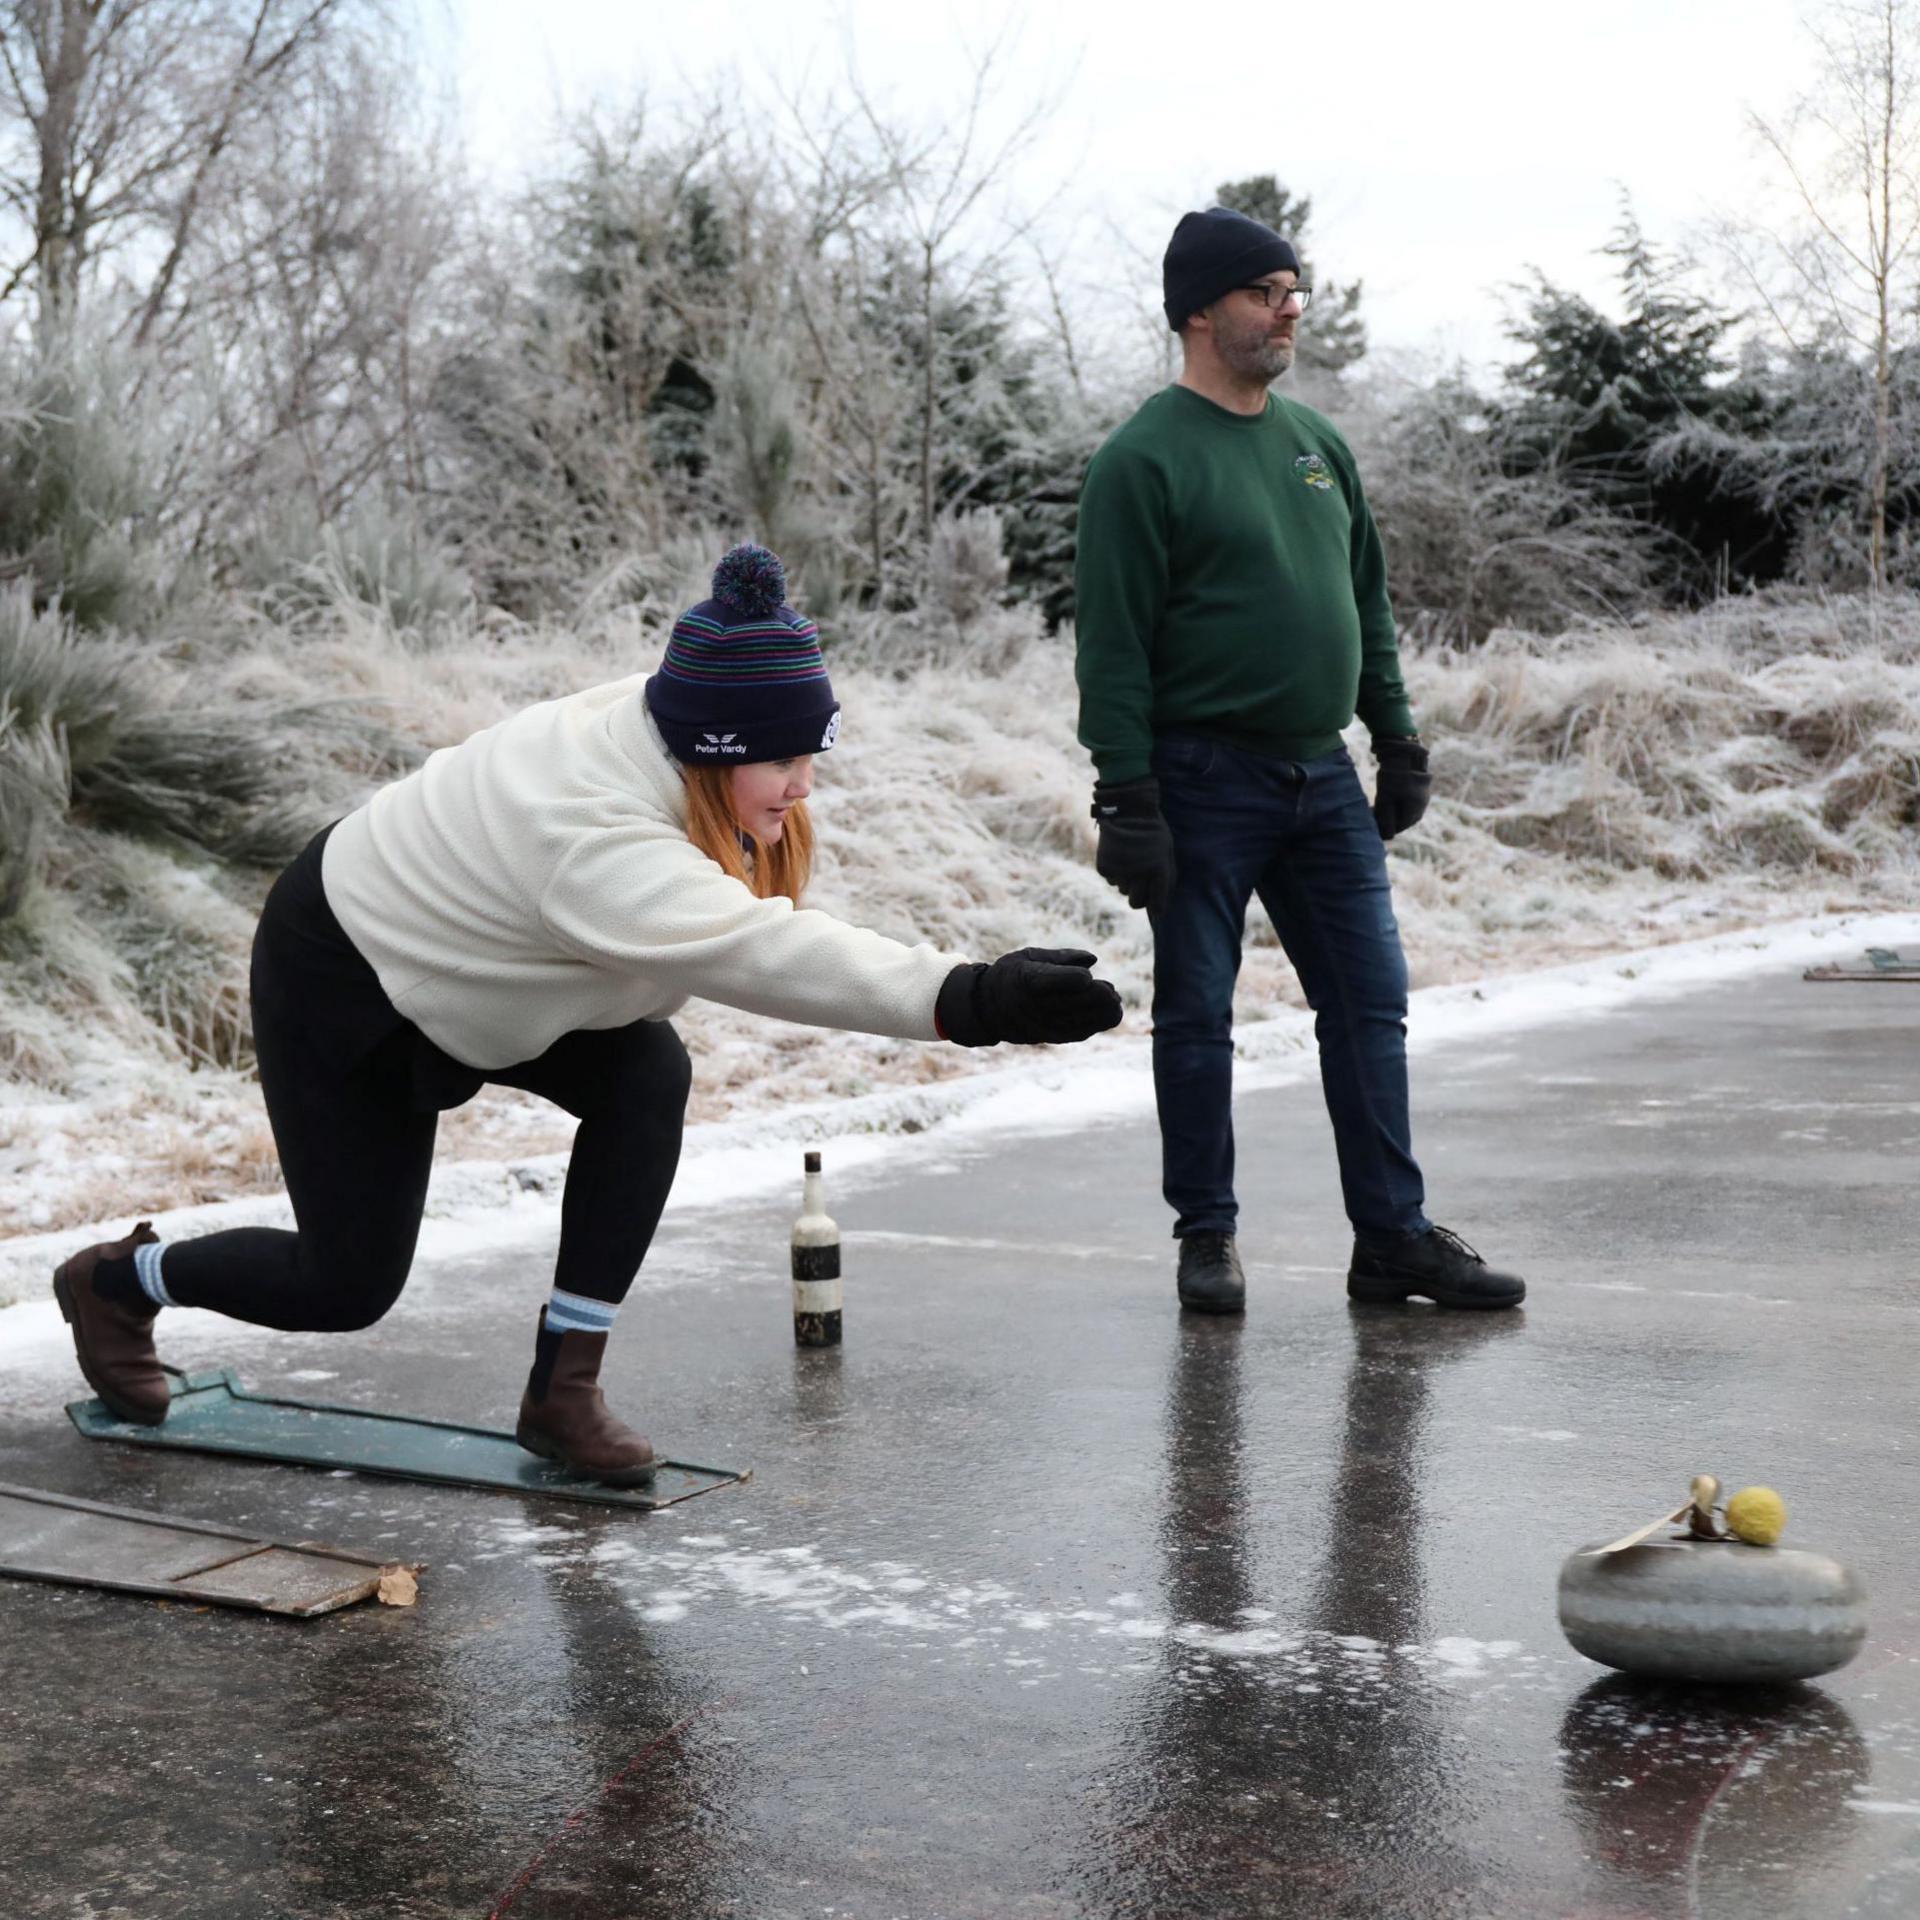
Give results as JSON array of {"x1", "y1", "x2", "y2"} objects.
[{"x1": 3, "y1": 588, "x2": 1916, "y2": 1240}]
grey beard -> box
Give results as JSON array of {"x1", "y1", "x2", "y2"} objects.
[{"x1": 1220, "y1": 330, "x2": 1294, "y2": 383}]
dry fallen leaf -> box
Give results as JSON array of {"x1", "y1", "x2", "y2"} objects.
[{"x1": 376, "y1": 1566, "x2": 419, "y2": 1608}]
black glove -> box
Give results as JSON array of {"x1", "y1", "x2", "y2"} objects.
[
  {"x1": 936, "y1": 947, "x2": 1124, "y2": 1048},
  {"x1": 1091, "y1": 776, "x2": 1177, "y2": 913},
  {"x1": 1371, "y1": 735, "x2": 1431, "y2": 840}
]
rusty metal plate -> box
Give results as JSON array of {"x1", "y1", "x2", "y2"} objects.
[
  {"x1": 0, "y1": 1483, "x2": 401, "y2": 1617},
  {"x1": 67, "y1": 1369, "x2": 748, "y2": 1509}
]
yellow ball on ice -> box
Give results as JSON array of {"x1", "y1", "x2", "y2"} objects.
[{"x1": 1726, "y1": 1486, "x2": 1788, "y2": 1546}]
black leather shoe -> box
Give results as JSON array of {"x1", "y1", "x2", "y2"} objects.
[
  {"x1": 1176, "y1": 1230, "x2": 1246, "y2": 1315},
  {"x1": 1348, "y1": 1225, "x2": 1525, "y2": 1309}
]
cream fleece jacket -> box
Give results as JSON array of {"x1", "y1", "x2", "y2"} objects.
[{"x1": 320, "y1": 673, "x2": 963, "y2": 1070}]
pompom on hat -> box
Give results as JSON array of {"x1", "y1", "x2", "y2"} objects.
[{"x1": 645, "y1": 545, "x2": 841, "y2": 766}]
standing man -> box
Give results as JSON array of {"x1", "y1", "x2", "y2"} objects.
[{"x1": 1074, "y1": 206, "x2": 1525, "y2": 1316}]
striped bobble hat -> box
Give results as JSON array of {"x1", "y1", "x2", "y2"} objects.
[{"x1": 645, "y1": 545, "x2": 841, "y2": 766}]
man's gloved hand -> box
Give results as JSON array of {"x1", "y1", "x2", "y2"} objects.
[
  {"x1": 1371, "y1": 735, "x2": 1431, "y2": 840},
  {"x1": 936, "y1": 948, "x2": 1124, "y2": 1048},
  {"x1": 1091, "y1": 776, "x2": 1177, "y2": 913}
]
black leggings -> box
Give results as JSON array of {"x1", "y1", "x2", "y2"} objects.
[{"x1": 162, "y1": 828, "x2": 691, "y2": 1332}]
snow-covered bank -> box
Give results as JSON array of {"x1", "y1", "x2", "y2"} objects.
[
  {"x1": 4, "y1": 908, "x2": 1910, "y2": 1350},
  {"x1": 7, "y1": 592, "x2": 1918, "y2": 1238}
]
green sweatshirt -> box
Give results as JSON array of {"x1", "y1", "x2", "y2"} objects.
[{"x1": 1073, "y1": 385, "x2": 1416, "y2": 784}]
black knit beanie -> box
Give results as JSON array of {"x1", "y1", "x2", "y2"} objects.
[
  {"x1": 1162, "y1": 208, "x2": 1301, "y2": 331},
  {"x1": 645, "y1": 545, "x2": 841, "y2": 766}
]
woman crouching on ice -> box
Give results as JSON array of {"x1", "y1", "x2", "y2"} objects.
[{"x1": 55, "y1": 545, "x2": 1121, "y2": 1484}]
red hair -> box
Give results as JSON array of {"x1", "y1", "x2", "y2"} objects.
[{"x1": 681, "y1": 764, "x2": 813, "y2": 902}]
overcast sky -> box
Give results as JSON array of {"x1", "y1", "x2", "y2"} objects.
[{"x1": 446, "y1": 0, "x2": 1816, "y2": 376}]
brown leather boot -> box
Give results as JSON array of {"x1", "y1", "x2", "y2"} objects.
[
  {"x1": 53, "y1": 1222, "x2": 170, "y2": 1426},
  {"x1": 515, "y1": 1308, "x2": 656, "y2": 1486}
]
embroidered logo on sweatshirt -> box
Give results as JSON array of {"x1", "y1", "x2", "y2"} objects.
[{"x1": 1294, "y1": 453, "x2": 1335, "y2": 493}]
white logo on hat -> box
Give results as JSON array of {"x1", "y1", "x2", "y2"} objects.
[
  {"x1": 700, "y1": 731, "x2": 745, "y2": 755},
  {"x1": 820, "y1": 713, "x2": 840, "y2": 750}
]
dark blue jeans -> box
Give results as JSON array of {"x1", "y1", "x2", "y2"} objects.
[{"x1": 1149, "y1": 734, "x2": 1429, "y2": 1241}]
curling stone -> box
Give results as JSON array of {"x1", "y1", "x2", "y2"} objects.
[{"x1": 1558, "y1": 1538, "x2": 1868, "y2": 1683}]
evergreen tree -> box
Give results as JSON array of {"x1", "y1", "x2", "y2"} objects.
[
  {"x1": 543, "y1": 137, "x2": 732, "y2": 480},
  {"x1": 1500, "y1": 211, "x2": 1788, "y2": 596},
  {"x1": 1702, "y1": 339, "x2": 1920, "y2": 591},
  {"x1": 846, "y1": 249, "x2": 1095, "y2": 622},
  {"x1": 928, "y1": 274, "x2": 1099, "y2": 625}
]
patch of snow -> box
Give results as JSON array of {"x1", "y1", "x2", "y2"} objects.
[{"x1": 537, "y1": 1531, "x2": 1549, "y2": 1700}]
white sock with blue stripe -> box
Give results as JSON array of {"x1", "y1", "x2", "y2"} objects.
[
  {"x1": 545, "y1": 1288, "x2": 619, "y2": 1336},
  {"x1": 133, "y1": 1239, "x2": 178, "y2": 1310}
]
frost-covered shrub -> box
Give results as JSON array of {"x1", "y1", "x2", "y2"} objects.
[
  {"x1": 0, "y1": 570, "x2": 422, "y2": 868},
  {"x1": 0, "y1": 584, "x2": 131, "y2": 771},
  {"x1": 558, "y1": 526, "x2": 721, "y2": 629},
  {"x1": 0, "y1": 829, "x2": 260, "y2": 1086},
  {"x1": 77, "y1": 838, "x2": 257, "y2": 1071},
  {"x1": 1477, "y1": 758, "x2": 1710, "y2": 878},
  {"x1": 926, "y1": 507, "x2": 1010, "y2": 631},
  {"x1": 1403, "y1": 593, "x2": 1920, "y2": 886},
  {"x1": 74, "y1": 703, "x2": 322, "y2": 866},
  {"x1": 710, "y1": 342, "x2": 843, "y2": 579},
  {"x1": 1818, "y1": 734, "x2": 1920, "y2": 830},
  {"x1": 0, "y1": 704, "x2": 67, "y2": 922},
  {"x1": 240, "y1": 497, "x2": 472, "y2": 642},
  {"x1": 824, "y1": 591, "x2": 1046, "y2": 679},
  {"x1": 1347, "y1": 377, "x2": 1660, "y2": 645},
  {"x1": 0, "y1": 328, "x2": 165, "y2": 630}
]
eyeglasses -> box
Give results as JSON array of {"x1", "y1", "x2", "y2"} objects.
[{"x1": 1240, "y1": 282, "x2": 1312, "y2": 312}]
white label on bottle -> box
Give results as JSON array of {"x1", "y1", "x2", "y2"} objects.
[{"x1": 792, "y1": 1278, "x2": 843, "y2": 1314}]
